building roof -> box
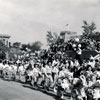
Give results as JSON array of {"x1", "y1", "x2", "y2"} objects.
[
  {"x1": 60, "y1": 31, "x2": 77, "y2": 35},
  {"x1": 0, "y1": 34, "x2": 10, "y2": 38}
]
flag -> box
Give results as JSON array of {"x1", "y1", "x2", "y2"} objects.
[{"x1": 65, "y1": 24, "x2": 69, "y2": 26}]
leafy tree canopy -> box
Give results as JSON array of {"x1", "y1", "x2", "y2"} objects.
[
  {"x1": 0, "y1": 40, "x2": 9, "y2": 52},
  {"x1": 82, "y1": 20, "x2": 96, "y2": 39}
]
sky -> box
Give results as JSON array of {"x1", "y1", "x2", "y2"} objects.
[{"x1": 0, "y1": 0, "x2": 100, "y2": 48}]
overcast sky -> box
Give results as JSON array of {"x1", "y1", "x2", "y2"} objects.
[{"x1": 0, "y1": 0, "x2": 100, "y2": 48}]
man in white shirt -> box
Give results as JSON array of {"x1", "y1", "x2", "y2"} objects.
[
  {"x1": 3, "y1": 61, "x2": 12, "y2": 80},
  {"x1": 0, "y1": 60, "x2": 4, "y2": 77},
  {"x1": 88, "y1": 56, "x2": 95, "y2": 69},
  {"x1": 18, "y1": 63, "x2": 25, "y2": 81},
  {"x1": 45, "y1": 62, "x2": 53, "y2": 91}
]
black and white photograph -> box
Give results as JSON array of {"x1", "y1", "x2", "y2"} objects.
[{"x1": 0, "y1": 0, "x2": 100, "y2": 100}]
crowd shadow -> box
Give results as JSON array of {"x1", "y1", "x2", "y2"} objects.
[
  {"x1": 22, "y1": 84, "x2": 66, "y2": 100},
  {"x1": 0, "y1": 77, "x2": 71, "y2": 100}
]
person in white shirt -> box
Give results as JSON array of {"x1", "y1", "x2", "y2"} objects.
[
  {"x1": 76, "y1": 46, "x2": 82, "y2": 65},
  {"x1": 45, "y1": 61, "x2": 53, "y2": 91},
  {"x1": 73, "y1": 59, "x2": 80, "y2": 68},
  {"x1": 18, "y1": 63, "x2": 25, "y2": 81},
  {"x1": 11, "y1": 63, "x2": 17, "y2": 80},
  {"x1": 86, "y1": 65, "x2": 94, "y2": 87},
  {"x1": 0, "y1": 60, "x2": 4, "y2": 77},
  {"x1": 40, "y1": 63, "x2": 46, "y2": 88},
  {"x1": 3, "y1": 61, "x2": 12, "y2": 80},
  {"x1": 52, "y1": 64, "x2": 59, "y2": 82},
  {"x1": 88, "y1": 56, "x2": 95, "y2": 69},
  {"x1": 31, "y1": 64, "x2": 40, "y2": 88},
  {"x1": 51, "y1": 63, "x2": 59, "y2": 88},
  {"x1": 59, "y1": 65, "x2": 66, "y2": 78}
]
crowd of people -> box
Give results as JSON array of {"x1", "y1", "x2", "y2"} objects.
[
  {"x1": 49, "y1": 38, "x2": 100, "y2": 52},
  {"x1": 0, "y1": 37, "x2": 100, "y2": 100}
]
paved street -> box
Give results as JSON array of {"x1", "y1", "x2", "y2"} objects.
[{"x1": 0, "y1": 79, "x2": 57, "y2": 100}]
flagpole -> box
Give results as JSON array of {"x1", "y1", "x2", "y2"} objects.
[
  {"x1": 65, "y1": 24, "x2": 69, "y2": 31},
  {"x1": 65, "y1": 24, "x2": 70, "y2": 41}
]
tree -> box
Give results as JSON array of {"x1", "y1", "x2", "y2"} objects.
[
  {"x1": 21, "y1": 41, "x2": 42, "y2": 53},
  {"x1": 46, "y1": 31, "x2": 59, "y2": 45},
  {"x1": 9, "y1": 42, "x2": 21, "y2": 60},
  {"x1": 82, "y1": 20, "x2": 96, "y2": 39},
  {"x1": 21, "y1": 44, "x2": 30, "y2": 51},
  {"x1": 0, "y1": 40, "x2": 9, "y2": 52},
  {"x1": 12, "y1": 42, "x2": 21, "y2": 48},
  {"x1": 89, "y1": 22, "x2": 96, "y2": 34},
  {"x1": 0, "y1": 40, "x2": 9, "y2": 59},
  {"x1": 30, "y1": 41, "x2": 42, "y2": 52}
]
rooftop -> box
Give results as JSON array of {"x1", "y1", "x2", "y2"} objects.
[
  {"x1": 0, "y1": 34, "x2": 10, "y2": 38},
  {"x1": 60, "y1": 31, "x2": 77, "y2": 35}
]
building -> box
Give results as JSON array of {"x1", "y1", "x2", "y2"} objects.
[
  {"x1": 0, "y1": 34, "x2": 10, "y2": 60},
  {"x1": 60, "y1": 31, "x2": 80, "y2": 42},
  {"x1": 0, "y1": 34, "x2": 10, "y2": 47}
]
